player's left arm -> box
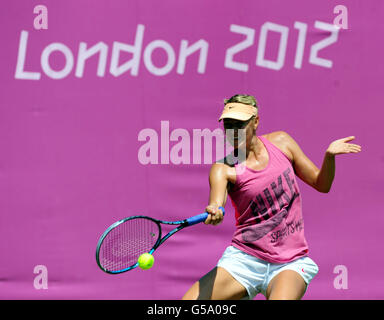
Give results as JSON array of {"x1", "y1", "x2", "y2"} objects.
[{"x1": 281, "y1": 132, "x2": 362, "y2": 193}]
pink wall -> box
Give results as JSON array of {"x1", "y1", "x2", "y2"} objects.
[{"x1": 0, "y1": 0, "x2": 382, "y2": 299}]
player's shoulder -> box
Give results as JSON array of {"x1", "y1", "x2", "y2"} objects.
[
  {"x1": 262, "y1": 131, "x2": 294, "y2": 162},
  {"x1": 263, "y1": 130, "x2": 292, "y2": 142},
  {"x1": 210, "y1": 156, "x2": 236, "y2": 179},
  {"x1": 211, "y1": 157, "x2": 234, "y2": 172}
]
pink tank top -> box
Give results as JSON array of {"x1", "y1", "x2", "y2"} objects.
[{"x1": 229, "y1": 135, "x2": 309, "y2": 263}]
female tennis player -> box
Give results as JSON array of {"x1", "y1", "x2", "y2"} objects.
[{"x1": 182, "y1": 94, "x2": 361, "y2": 300}]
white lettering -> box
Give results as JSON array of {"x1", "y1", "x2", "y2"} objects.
[
  {"x1": 309, "y1": 21, "x2": 339, "y2": 68},
  {"x1": 76, "y1": 42, "x2": 108, "y2": 78},
  {"x1": 177, "y1": 39, "x2": 208, "y2": 74},
  {"x1": 15, "y1": 31, "x2": 41, "y2": 80},
  {"x1": 110, "y1": 24, "x2": 144, "y2": 77},
  {"x1": 144, "y1": 40, "x2": 176, "y2": 76},
  {"x1": 333, "y1": 265, "x2": 348, "y2": 289},
  {"x1": 41, "y1": 42, "x2": 74, "y2": 79},
  {"x1": 225, "y1": 24, "x2": 255, "y2": 72},
  {"x1": 256, "y1": 22, "x2": 289, "y2": 71},
  {"x1": 33, "y1": 265, "x2": 48, "y2": 289}
]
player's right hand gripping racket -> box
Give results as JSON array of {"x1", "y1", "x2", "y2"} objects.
[{"x1": 96, "y1": 207, "x2": 225, "y2": 274}]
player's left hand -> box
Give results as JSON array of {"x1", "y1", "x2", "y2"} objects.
[{"x1": 326, "y1": 136, "x2": 362, "y2": 156}]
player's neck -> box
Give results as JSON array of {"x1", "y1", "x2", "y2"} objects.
[
  {"x1": 234, "y1": 135, "x2": 260, "y2": 161},
  {"x1": 247, "y1": 135, "x2": 262, "y2": 159}
]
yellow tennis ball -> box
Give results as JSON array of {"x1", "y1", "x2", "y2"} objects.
[{"x1": 138, "y1": 253, "x2": 154, "y2": 270}]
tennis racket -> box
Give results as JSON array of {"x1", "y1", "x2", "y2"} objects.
[{"x1": 96, "y1": 207, "x2": 225, "y2": 274}]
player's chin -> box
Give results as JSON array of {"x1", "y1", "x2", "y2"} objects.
[
  {"x1": 234, "y1": 140, "x2": 247, "y2": 150},
  {"x1": 227, "y1": 137, "x2": 245, "y2": 146}
]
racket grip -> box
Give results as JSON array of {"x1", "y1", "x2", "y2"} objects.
[{"x1": 186, "y1": 206, "x2": 225, "y2": 226}]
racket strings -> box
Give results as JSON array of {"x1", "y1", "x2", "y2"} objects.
[{"x1": 99, "y1": 218, "x2": 160, "y2": 272}]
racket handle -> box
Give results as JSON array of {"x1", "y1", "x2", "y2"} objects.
[{"x1": 186, "y1": 206, "x2": 225, "y2": 226}]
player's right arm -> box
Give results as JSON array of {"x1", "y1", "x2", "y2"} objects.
[{"x1": 204, "y1": 163, "x2": 230, "y2": 226}]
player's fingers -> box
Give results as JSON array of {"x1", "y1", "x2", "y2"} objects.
[
  {"x1": 204, "y1": 205, "x2": 218, "y2": 224},
  {"x1": 212, "y1": 208, "x2": 224, "y2": 225},
  {"x1": 350, "y1": 147, "x2": 361, "y2": 153},
  {"x1": 217, "y1": 208, "x2": 224, "y2": 220},
  {"x1": 346, "y1": 144, "x2": 361, "y2": 152},
  {"x1": 341, "y1": 136, "x2": 355, "y2": 142},
  {"x1": 204, "y1": 214, "x2": 212, "y2": 224},
  {"x1": 346, "y1": 143, "x2": 360, "y2": 148},
  {"x1": 210, "y1": 211, "x2": 218, "y2": 223},
  {"x1": 204, "y1": 205, "x2": 224, "y2": 225},
  {"x1": 204, "y1": 206, "x2": 217, "y2": 224}
]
